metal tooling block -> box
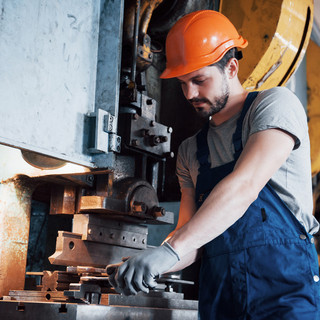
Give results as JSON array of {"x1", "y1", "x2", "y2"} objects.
[
  {"x1": 48, "y1": 231, "x2": 142, "y2": 267},
  {"x1": 101, "y1": 291, "x2": 198, "y2": 310},
  {"x1": 72, "y1": 214, "x2": 148, "y2": 249}
]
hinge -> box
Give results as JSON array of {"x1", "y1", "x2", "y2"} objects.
[{"x1": 87, "y1": 109, "x2": 121, "y2": 154}]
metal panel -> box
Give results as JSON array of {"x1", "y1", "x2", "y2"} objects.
[
  {"x1": 0, "y1": 301, "x2": 199, "y2": 320},
  {"x1": 0, "y1": 0, "x2": 124, "y2": 168}
]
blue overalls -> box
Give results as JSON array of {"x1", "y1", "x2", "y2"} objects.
[{"x1": 195, "y1": 92, "x2": 320, "y2": 319}]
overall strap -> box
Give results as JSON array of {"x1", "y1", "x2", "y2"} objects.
[
  {"x1": 196, "y1": 122, "x2": 210, "y2": 167},
  {"x1": 196, "y1": 91, "x2": 259, "y2": 166},
  {"x1": 232, "y1": 91, "x2": 259, "y2": 160}
]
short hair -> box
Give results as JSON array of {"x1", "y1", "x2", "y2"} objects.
[{"x1": 211, "y1": 48, "x2": 242, "y2": 72}]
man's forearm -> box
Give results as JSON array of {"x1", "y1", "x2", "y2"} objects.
[{"x1": 165, "y1": 247, "x2": 202, "y2": 273}]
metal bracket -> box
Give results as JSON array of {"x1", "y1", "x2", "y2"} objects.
[{"x1": 88, "y1": 109, "x2": 121, "y2": 154}]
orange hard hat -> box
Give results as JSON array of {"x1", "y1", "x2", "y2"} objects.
[{"x1": 160, "y1": 10, "x2": 248, "y2": 79}]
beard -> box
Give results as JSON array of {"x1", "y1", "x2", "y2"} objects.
[{"x1": 189, "y1": 81, "x2": 230, "y2": 119}]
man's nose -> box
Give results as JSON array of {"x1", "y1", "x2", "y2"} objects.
[{"x1": 184, "y1": 84, "x2": 198, "y2": 100}]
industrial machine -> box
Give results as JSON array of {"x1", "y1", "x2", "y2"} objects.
[{"x1": 0, "y1": 0, "x2": 318, "y2": 319}]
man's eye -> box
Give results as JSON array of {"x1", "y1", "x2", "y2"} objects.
[{"x1": 194, "y1": 79, "x2": 204, "y2": 85}]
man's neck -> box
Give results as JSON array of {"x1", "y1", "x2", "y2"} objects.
[{"x1": 210, "y1": 89, "x2": 248, "y2": 126}]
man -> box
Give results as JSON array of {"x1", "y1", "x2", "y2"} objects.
[{"x1": 108, "y1": 10, "x2": 320, "y2": 319}]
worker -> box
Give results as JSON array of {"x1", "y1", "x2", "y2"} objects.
[{"x1": 108, "y1": 10, "x2": 320, "y2": 319}]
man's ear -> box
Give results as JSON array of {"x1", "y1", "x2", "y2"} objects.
[{"x1": 226, "y1": 58, "x2": 239, "y2": 79}]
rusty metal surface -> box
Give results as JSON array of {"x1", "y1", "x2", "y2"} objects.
[
  {"x1": 42, "y1": 271, "x2": 80, "y2": 292},
  {"x1": 50, "y1": 185, "x2": 77, "y2": 215},
  {"x1": 7, "y1": 290, "x2": 67, "y2": 303},
  {"x1": 0, "y1": 176, "x2": 37, "y2": 297}
]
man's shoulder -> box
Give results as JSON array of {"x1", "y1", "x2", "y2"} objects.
[
  {"x1": 252, "y1": 86, "x2": 304, "y2": 116},
  {"x1": 180, "y1": 129, "x2": 201, "y2": 147},
  {"x1": 257, "y1": 86, "x2": 300, "y2": 102}
]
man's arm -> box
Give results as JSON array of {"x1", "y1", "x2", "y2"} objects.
[
  {"x1": 167, "y1": 128, "x2": 295, "y2": 258},
  {"x1": 165, "y1": 187, "x2": 202, "y2": 272}
]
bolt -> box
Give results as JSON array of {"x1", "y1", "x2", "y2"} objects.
[
  {"x1": 150, "y1": 120, "x2": 155, "y2": 127},
  {"x1": 131, "y1": 139, "x2": 139, "y2": 147},
  {"x1": 148, "y1": 53, "x2": 153, "y2": 59},
  {"x1": 152, "y1": 206, "x2": 166, "y2": 217},
  {"x1": 133, "y1": 113, "x2": 139, "y2": 120},
  {"x1": 167, "y1": 127, "x2": 173, "y2": 133},
  {"x1": 86, "y1": 175, "x2": 94, "y2": 183},
  {"x1": 132, "y1": 201, "x2": 147, "y2": 214},
  {"x1": 142, "y1": 129, "x2": 150, "y2": 137},
  {"x1": 149, "y1": 135, "x2": 161, "y2": 146},
  {"x1": 88, "y1": 229, "x2": 92, "y2": 235},
  {"x1": 165, "y1": 152, "x2": 175, "y2": 159},
  {"x1": 160, "y1": 136, "x2": 168, "y2": 143}
]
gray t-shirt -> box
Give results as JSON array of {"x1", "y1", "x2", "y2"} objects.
[{"x1": 176, "y1": 86, "x2": 319, "y2": 234}]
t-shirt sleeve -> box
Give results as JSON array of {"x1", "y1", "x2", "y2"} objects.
[
  {"x1": 176, "y1": 140, "x2": 195, "y2": 190},
  {"x1": 248, "y1": 87, "x2": 307, "y2": 150}
]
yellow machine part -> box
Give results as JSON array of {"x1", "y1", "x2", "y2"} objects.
[
  {"x1": 307, "y1": 40, "x2": 320, "y2": 176},
  {"x1": 220, "y1": 0, "x2": 314, "y2": 91}
]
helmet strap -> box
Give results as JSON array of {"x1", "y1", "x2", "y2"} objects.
[{"x1": 235, "y1": 50, "x2": 243, "y2": 60}]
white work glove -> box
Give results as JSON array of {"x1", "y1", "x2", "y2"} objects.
[{"x1": 107, "y1": 242, "x2": 180, "y2": 296}]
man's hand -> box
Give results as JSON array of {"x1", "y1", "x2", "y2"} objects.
[{"x1": 106, "y1": 242, "x2": 180, "y2": 296}]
